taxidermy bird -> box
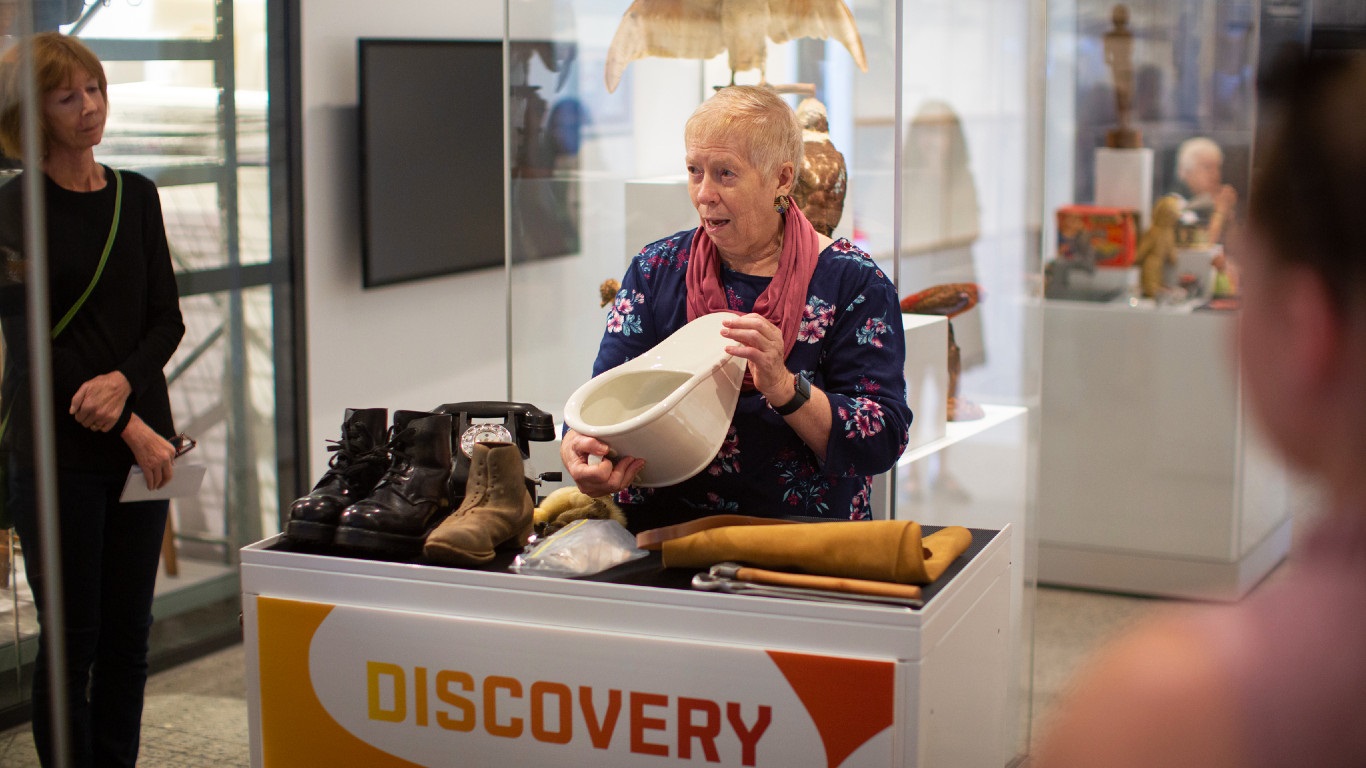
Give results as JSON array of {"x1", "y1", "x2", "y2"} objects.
[
  {"x1": 901, "y1": 283, "x2": 985, "y2": 422},
  {"x1": 605, "y1": 0, "x2": 868, "y2": 93},
  {"x1": 899, "y1": 282, "x2": 980, "y2": 318},
  {"x1": 790, "y1": 97, "x2": 847, "y2": 238}
]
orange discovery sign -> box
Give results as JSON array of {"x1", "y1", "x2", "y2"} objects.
[{"x1": 255, "y1": 596, "x2": 897, "y2": 767}]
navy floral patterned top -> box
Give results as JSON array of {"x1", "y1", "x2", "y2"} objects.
[{"x1": 593, "y1": 228, "x2": 912, "y2": 522}]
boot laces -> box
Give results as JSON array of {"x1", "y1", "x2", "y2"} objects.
[
  {"x1": 324, "y1": 420, "x2": 387, "y2": 482},
  {"x1": 375, "y1": 425, "x2": 420, "y2": 484}
]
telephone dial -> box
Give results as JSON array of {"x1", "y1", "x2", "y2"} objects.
[{"x1": 433, "y1": 401, "x2": 560, "y2": 502}]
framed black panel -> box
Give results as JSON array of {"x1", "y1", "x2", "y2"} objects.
[{"x1": 358, "y1": 39, "x2": 505, "y2": 288}]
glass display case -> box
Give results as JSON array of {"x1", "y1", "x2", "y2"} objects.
[
  {"x1": 1036, "y1": 0, "x2": 1304, "y2": 599},
  {"x1": 503, "y1": 0, "x2": 1044, "y2": 762}
]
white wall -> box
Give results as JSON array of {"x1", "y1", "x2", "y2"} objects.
[{"x1": 301, "y1": 0, "x2": 507, "y2": 477}]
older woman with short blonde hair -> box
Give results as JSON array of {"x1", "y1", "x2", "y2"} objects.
[
  {"x1": 684, "y1": 84, "x2": 805, "y2": 181},
  {"x1": 560, "y1": 85, "x2": 911, "y2": 526}
]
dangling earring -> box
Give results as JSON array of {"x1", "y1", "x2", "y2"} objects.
[{"x1": 774, "y1": 195, "x2": 790, "y2": 214}]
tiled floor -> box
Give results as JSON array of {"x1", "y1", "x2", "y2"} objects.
[
  {"x1": 1028, "y1": 586, "x2": 1163, "y2": 736},
  {"x1": 0, "y1": 643, "x2": 251, "y2": 767},
  {"x1": 0, "y1": 582, "x2": 1170, "y2": 767}
]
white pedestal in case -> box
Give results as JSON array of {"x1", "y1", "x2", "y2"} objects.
[
  {"x1": 624, "y1": 175, "x2": 694, "y2": 262},
  {"x1": 1039, "y1": 300, "x2": 1292, "y2": 600},
  {"x1": 240, "y1": 524, "x2": 1016, "y2": 768},
  {"x1": 1094, "y1": 147, "x2": 1153, "y2": 226},
  {"x1": 901, "y1": 314, "x2": 948, "y2": 452}
]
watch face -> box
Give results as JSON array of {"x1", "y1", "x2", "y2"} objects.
[{"x1": 460, "y1": 423, "x2": 513, "y2": 456}]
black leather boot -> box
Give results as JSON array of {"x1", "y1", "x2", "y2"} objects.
[
  {"x1": 284, "y1": 407, "x2": 389, "y2": 547},
  {"x1": 333, "y1": 411, "x2": 455, "y2": 559}
]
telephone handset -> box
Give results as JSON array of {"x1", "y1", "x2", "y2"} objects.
[{"x1": 433, "y1": 401, "x2": 558, "y2": 502}]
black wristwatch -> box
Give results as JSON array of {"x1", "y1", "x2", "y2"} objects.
[{"x1": 772, "y1": 372, "x2": 812, "y2": 416}]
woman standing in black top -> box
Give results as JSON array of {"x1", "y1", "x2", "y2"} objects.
[{"x1": 0, "y1": 32, "x2": 184, "y2": 767}]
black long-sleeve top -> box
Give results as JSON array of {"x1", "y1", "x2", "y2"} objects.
[{"x1": 0, "y1": 166, "x2": 184, "y2": 472}]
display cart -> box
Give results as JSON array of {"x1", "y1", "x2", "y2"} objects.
[{"x1": 241, "y1": 525, "x2": 1015, "y2": 768}]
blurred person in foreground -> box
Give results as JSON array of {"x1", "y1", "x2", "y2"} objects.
[
  {"x1": 0, "y1": 32, "x2": 184, "y2": 767},
  {"x1": 1034, "y1": 50, "x2": 1366, "y2": 768}
]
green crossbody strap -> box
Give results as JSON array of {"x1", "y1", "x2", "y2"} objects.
[
  {"x1": 0, "y1": 168, "x2": 123, "y2": 443},
  {"x1": 52, "y1": 169, "x2": 122, "y2": 338}
]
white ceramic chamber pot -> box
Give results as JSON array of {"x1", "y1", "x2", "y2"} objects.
[{"x1": 563, "y1": 312, "x2": 748, "y2": 487}]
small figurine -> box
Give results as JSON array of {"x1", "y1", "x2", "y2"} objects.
[
  {"x1": 1210, "y1": 251, "x2": 1238, "y2": 298},
  {"x1": 1135, "y1": 195, "x2": 1181, "y2": 298},
  {"x1": 900, "y1": 283, "x2": 985, "y2": 422},
  {"x1": 1175, "y1": 137, "x2": 1237, "y2": 244},
  {"x1": 1103, "y1": 4, "x2": 1141, "y2": 148},
  {"x1": 1047, "y1": 210, "x2": 1099, "y2": 291},
  {"x1": 599, "y1": 278, "x2": 621, "y2": 308}
]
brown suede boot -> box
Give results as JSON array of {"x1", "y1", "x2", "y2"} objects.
[{"x1": 423, "y1": 442, "x2": 533, "y2": 566}]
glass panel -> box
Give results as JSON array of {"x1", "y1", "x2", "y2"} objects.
[
  {"x1": 889, "y1": 2, "x2": 1042, "y2": 760},
  {"x1": 0, "y1": 0, "x2": 286, "y2": 727},
  {"x1": 165, "y1": 284, "x2": 277, "y2": 556},
  {"x1": 162, "y1": 182, "x2": 226, "y2": 265},
  {"x1": 508, "y1": 0, "x2": 1043, "y2": 762},
  {"x1": 508, "y1": 0, "x2": 698, "y2": 415},
  {"x1": 0, "y1": 9, "x2": 46, "y2": 725},
  {"x1": 506, "y1": 0, "x2": 904, "y2": 419},
  {"x1": 1073, "y1": 1, "x2": 1257, "y2": 211},
  {"x1": 1038, "y1": 0, "x2": 1294, "y2": 603}
]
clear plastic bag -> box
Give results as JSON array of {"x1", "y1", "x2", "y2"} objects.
[{"x1": 510, "y1": 518, "x2": 648, "y2": 578}]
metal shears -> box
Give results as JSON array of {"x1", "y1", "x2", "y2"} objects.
[{"x1": 690, "y1": 562, "x2": 923, "y2": 609}]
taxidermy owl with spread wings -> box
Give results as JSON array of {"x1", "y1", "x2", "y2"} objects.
[{"x1": 605, "y1": 0, "x2": 868, "y2": 93}]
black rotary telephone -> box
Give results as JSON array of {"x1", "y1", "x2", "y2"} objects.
[{"x1": 432, "y1": 401, "x2": 559, "y2": 504}]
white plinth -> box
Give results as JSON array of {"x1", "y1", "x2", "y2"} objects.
[
  {"x1": 1039, "y1": 300, "x2": 1292, "y2": 600},
  {"x1": 624, "y1": 175, "x2": 695, "y2": 262},
  {"x1": 1094, "y1": 147, "x2": 1154, "y2": 226},
  {"x1": 901, "y1": 314, "x2": 949, "y2": 452}
]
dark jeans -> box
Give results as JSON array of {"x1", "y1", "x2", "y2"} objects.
[{"x1": 9, "y1": 460, "x2": 168, "y2": 768}]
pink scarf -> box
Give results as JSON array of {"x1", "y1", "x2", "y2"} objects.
[{"x1": 685, "y1": 200, "x2": 821, "y2": 368}]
